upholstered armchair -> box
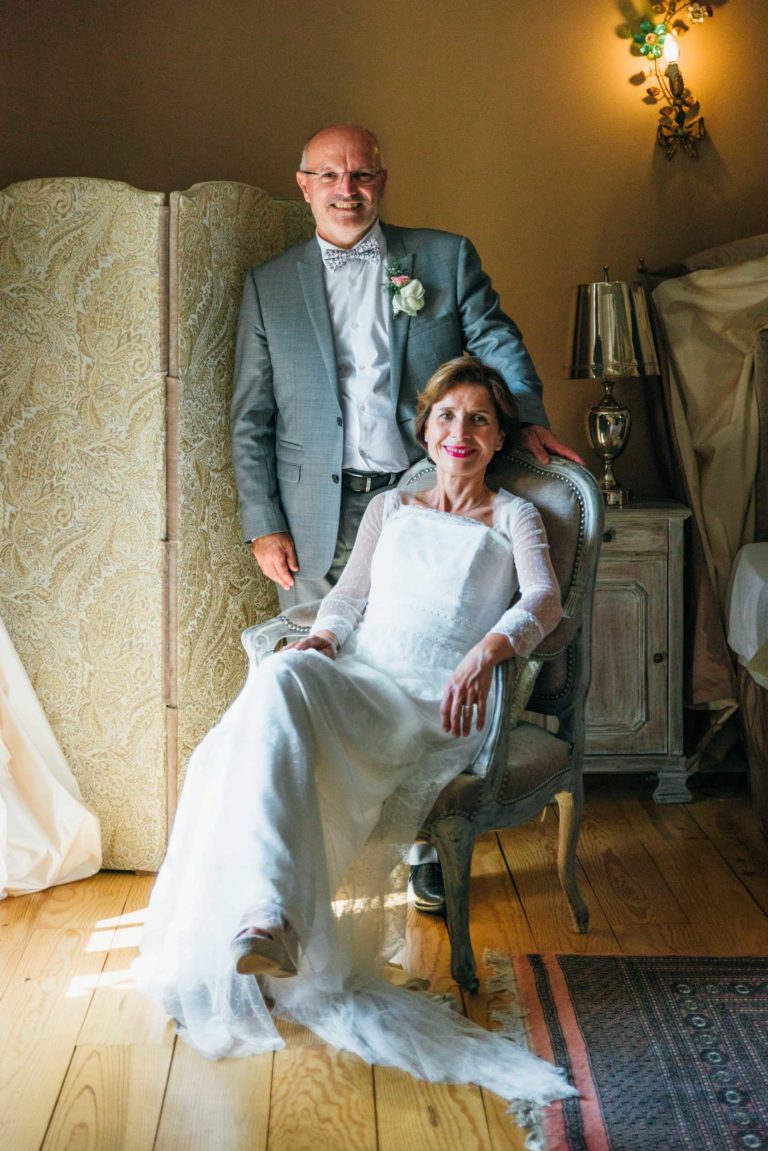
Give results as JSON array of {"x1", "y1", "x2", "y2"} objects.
[{"x1": 242, "y1": 451, "x2": 604, "y2": 992}]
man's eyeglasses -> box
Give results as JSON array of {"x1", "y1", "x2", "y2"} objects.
[{"x1": 298, "y1": 169, "x2": 384, "y2": 186}]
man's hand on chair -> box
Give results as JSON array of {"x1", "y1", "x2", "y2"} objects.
[{"x1": 519, "y1": 424, "x2": 585, "y2": 466}]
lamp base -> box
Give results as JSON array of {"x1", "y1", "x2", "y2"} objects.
[
  {"x1": 588, "y1": 380, "x2": 633, "y2": 510},
  {"x1": 600, "y1": 482, "x2": 633, "y2": 508}
]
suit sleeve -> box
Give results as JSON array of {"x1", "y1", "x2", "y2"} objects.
[
  {"x1": 455, "y1": 237, "x2": 549, "y2": 428},
  {"x1": 230, "y1": 269, "x2": 289, "y2": 543}
]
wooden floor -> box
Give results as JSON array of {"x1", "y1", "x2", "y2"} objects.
[{"x1": 2, "y1": 772, "x2": 766, "y2": 1151}]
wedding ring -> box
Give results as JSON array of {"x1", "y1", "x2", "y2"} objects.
[{"x1": 462, "y1": 705, "x2": 473, "y2": 712}]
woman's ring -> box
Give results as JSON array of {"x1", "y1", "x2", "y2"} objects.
[{"x1": 462, "y1": 705, "x2": 473, "y2": 712}]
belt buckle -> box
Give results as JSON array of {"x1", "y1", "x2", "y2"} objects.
[{"x1": 363, "y1": 475, "x2": 374, "y2": 493}]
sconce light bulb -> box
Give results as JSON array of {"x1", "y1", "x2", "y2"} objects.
[{"x1": 663, "y1": 34, "x2": 680, "y2": 63}]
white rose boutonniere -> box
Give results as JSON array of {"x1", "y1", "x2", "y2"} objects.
[{"x1": 383, "y1": 263, "x2": 426, "y2": 318}]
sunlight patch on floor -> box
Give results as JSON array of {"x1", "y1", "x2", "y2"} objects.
[
  {"x1": 66, "y1": 967, "x2": 136, "y2": 997},
  {"x1": 95, "y1": 907, "x2": 148, "y2": 929},
  {"x1": 85, "y1": 924, "x2": 143, "y2": 952}
]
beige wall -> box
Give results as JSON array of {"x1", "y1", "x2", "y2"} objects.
[{"x1": 2, "y1": 0, "x2": 765, "y2": 495}]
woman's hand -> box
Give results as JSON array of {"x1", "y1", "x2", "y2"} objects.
[
  {"x1": 283, "y1": 629, "x2": 339, "y2": 660},
  {"x1": 441, "y1": 633, "x2": 514, "y2": 738}
]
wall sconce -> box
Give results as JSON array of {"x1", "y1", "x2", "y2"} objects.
[
  {"x1": 629, "y1": 2, "x2": 713, "y2": 159},
  {"x1": 569, "y1": 270, "x2": 659, "y2": 507}
]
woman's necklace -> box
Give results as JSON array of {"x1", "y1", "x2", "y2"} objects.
[{"x1": 423, "y1": 486, "x2": 495, "y2": 517}]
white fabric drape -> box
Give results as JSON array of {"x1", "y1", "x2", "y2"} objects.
[
  {"x1": 0, "y1": 616, "x2": 101, "y2": 898},
  {"x1": 653, "y1": 256, "x2": 768, "y2": 613},
  {"x1": 727, "y1": 543, "x2": 768, "y2": 689}
]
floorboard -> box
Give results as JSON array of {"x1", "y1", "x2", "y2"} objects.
[
  {"x1": 375, "y1": 1068, "x2": 491, "y2": 1151},
  {"x1": 270, "y1": 1048, "x2": 376, "y2": 1151},
  {"x1": 154, "y1": 1040, "x2": 273, "y2": 1151},
  {"x1": 40, "y1": 1045, "x2": 172, "y2": 1151}
]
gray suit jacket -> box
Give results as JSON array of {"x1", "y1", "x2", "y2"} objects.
[{"x1": 231, "y1": 223, "x2": 547, "y2": 579}]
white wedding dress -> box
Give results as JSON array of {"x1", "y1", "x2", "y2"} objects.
[
  {"x1": 134, "y1": 489, "x2": 576, "y2": 1108},
  {"x1": 0, "y1": 616, "x2": 101, "y2": 898}
]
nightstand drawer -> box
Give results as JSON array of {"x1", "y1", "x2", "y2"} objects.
[{"x1": 600, "y1": 520, "x2": 667, "y2": 553}]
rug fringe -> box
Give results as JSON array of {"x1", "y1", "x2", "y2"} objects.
[{"x1": 483, "y1": 949, "x2": 549, "y2": 1151}]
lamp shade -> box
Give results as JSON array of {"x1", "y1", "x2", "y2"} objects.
[{"x1": 570, "y1": 280, "x2": 659, "y2": 379}]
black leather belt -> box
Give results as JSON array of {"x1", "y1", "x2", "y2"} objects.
[{"x1": 342, "y1": 470, "x2": 403, "y2": 494}]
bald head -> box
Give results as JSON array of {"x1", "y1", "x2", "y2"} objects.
[{"x1": 299, "y1": 124, "x2": 384, "y2": 170}]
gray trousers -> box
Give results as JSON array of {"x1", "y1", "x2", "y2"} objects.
[{"x1": 277, "y1": 481, "x2": 398, "y2": 610}]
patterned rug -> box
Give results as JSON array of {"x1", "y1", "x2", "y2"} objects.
[{"x1": 486, "y1": 953, "x2": 768, "y2": 1151}]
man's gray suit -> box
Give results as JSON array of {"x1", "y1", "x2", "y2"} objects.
[{"x1": 231, "y1": 223, "x2": 547, "y2": 581}]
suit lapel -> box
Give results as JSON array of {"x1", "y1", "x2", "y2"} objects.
[
  {"x1": 297, "y1": 240, "x2": 340, "y2": 400},
  {"x1": 382, "y1": 225, "x2": 414, "y2": 405}
]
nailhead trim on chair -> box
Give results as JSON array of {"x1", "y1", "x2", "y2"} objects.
[
  {"x1": 533, "y1": 646, "x2": 577, "y2": 706},
  {"x1": 276, "y1": 615, "x2": 311, "y2": 634},
  {"x1": 424, "y1": 811, "x2": 478, "y2": 827},
  {"x1": 496, "y1": 764, "x2": 572, "y2": 806},
  {"x1": 401, "y1": 462, "x2": 436, "y2": 487}
]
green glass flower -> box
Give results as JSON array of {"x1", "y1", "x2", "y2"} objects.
[{"x1": 633, "y1": 19, "x2": 667, "y2": 58}]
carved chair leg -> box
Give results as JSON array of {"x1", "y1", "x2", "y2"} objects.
[
  {"x1": 555, "y1": 787, "x2": 589, "y2": 933},
  {"x1": 428, "y1": 816, "x2": 479, "y2": 993}
]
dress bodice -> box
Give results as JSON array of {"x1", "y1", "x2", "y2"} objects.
[
  {"x1": 315, "y1": 487, "x2": 561, "y2": 674},
  {"x1": 355, "y1": 506, "x2": 518, "y2": 680}
]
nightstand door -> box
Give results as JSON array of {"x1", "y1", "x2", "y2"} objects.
[
  {"x1": 582, "y1": 502, "x2": 692, "y2": 802},
  {"x1": 586, "y1": 552, "x2": 669, "y2": 753}
]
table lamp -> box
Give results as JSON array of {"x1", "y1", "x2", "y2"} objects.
[{"x1": 569, "y1": 268, "x2": 659, "y2": 507}]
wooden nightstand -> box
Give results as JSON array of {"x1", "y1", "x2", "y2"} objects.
[{"x1": 583, "y1": 501, "x2": 692, "y2": 802}]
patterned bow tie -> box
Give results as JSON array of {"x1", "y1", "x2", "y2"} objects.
[{"x1": 322, "y1": 235, "x2": 381, "y2": 272}]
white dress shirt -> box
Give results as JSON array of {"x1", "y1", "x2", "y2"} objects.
[{"x1": 317, "y1": 223, "x2": 410, "y2": 473}]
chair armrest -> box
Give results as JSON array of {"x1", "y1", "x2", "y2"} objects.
[
  {"x1": 472, "y1": 655, "x2": 544, "y2": 777},
  {"x1": 504, "y1": 655, "x2": 545, "y2": 726},
  {"x1": 241, "y1": 599, "x2": 322, "y2": 668}
]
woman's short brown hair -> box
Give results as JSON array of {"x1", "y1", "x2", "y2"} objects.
[{"x1": 414, "y1": 357, "x2": 520, "y2": 448}]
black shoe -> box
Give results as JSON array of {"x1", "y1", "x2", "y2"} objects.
[{"x1": 408, "y1": 861, "x2": 446, "y2": 915}]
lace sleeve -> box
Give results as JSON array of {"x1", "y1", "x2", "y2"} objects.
[
  {"x1": 489, "y1": 498, "x2": 563, "y2": 656},
  {"x1": 311, "y1": 491, "x2": 394, "y2": 647}
]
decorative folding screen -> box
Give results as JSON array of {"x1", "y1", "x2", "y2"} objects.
[
  {"x1": 0, "y1": 178, "x2": 168, "y2": 869},
  {"x1": 0, "y1": 177, "x2": 313, "y2": 869}
]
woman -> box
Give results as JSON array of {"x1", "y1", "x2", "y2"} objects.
[{"x1": 135, "y1": 357, "x2": 575, "y2": 1109}]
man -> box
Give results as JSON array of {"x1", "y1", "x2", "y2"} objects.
[{"x1": 231, "y1": 123, "x2": 581, "y2": 911}]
